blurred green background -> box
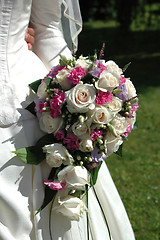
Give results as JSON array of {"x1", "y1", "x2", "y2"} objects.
[{"x1": 78, "y1": 0, "x2": 160, "y2": 239}]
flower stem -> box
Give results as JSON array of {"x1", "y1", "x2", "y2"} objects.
[
  {"x1": 49, "y1": 198, "x2": 54, "y2": 240},
  {"x1": 92, "y1": 186, "x2": 112, "y2": 240},
  {"x1": 85, "y1": 185, "x2": 89, "y2": 240}
]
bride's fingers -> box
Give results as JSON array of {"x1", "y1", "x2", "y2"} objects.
[
  {"x1": 27, "y1": 43, "x2": 33, "y2": 51},
  {"x1": 25, "y1": 27, "x2": 35, "y2": 50},
  {"x1": 27, "y1": 27, "x2": 35, "y2": 38}
]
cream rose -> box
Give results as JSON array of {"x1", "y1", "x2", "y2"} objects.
[
  {"x1": 110, "y1": 114, "x2": 128, "y2": 136},
  {"x1": 72, "y1": 121, "x2": 88, "y2": 137},
  {"x1": 89, "y1": 105, "x2": 113, "y2": 125},
  {"x1": 95, "y1": 72, "x2": 119, "y2": 92},
  {"x1": 37, "y1": 82, "x2": 48, "y2": 98},
  {"x1": 53, "y1": 195, "x2": 86, "y2": 221},
  {"x1": 105, "y1": 60, "x2": 123, "y2": 79},
  {"x1": 79, "y1": 139, "x2": 94, "y2": 152},
  {"x1": 75, "y1": 56, "x2": 92, "y2": 70},
  {"x1": 56, "y1": 69, "x2": 72, "y2": 90},
  {"x1": 105, "y1": 96, "x2": 123, "y2": 115},
  {"x1": 65, "y1": 84, "x2": 96, "y2": 113},
  {"x1": 39, "y1": 112, "x2": 63, "y2": 134},
  {"x1": 58, "y1": 166, "x2": 89, "y2": 190},
  {"x1": 104, "y1": 132, "x2": 123, "y2": 156},
  {"x1": 43, "y1": 143, "x2": 74, "y2": 168},
  {"x1": 125, "y1": 79, "x2": 137, "y2": 99}
]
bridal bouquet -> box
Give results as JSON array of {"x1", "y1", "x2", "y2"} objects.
[{"x1": 14, "y1": 53, "x2": 138, "y2": 222}]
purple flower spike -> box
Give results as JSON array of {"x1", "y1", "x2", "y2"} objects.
[{"x1": 91, "y1": 146, "x2": 107, "y2": 163}]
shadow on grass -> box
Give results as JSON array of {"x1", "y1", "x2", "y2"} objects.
[{"x1": 77, "y1": 26, "x2": 160, "y2": 94}]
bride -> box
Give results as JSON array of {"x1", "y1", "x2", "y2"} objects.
[{"x1": 0, "y1": 0, "x2": 135, "y2": 239}]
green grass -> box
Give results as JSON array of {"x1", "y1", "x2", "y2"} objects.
[
  {"x1": 78, "y1": 20, "x2": 160, "y2": 240},
  {"x1": 107, "y1": 88, "x2": 160, "y2": 240}
]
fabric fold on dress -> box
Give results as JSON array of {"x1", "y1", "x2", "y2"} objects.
[{"x1": 94, "y1": 162, "x2": 135, "y2": 240}]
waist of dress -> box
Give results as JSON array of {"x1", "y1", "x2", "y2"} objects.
[{"x1": 0, "y1": 46, "x2": 47, "y2": 126}]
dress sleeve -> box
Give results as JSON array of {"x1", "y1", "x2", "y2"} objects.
[{"x1": 30, "y1": 0, "x2": 82, "y2": 70}]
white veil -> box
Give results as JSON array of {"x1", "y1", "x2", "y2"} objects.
[{"x1": 61, "y1": 0, "x2": 82, "y2": 51}]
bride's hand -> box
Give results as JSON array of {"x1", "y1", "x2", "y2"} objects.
[{"x1": 25, "y1": 27, "x2": 35, "y2": 50}]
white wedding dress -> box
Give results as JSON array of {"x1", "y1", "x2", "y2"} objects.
[{"x1": 0, "y1": 0, "x2": 135, "y2": 239}]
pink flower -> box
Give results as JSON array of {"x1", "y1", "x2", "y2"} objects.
[
  {"x1": 44, "y1": 179, "x2": 66, "y2": 191},
  {"x1": 63, "y1": 133, "x2": 79, "y2": 150},
  {"x1": 119, "y1": 76, "x2": 126, "y2": 85},
  {"x1": 49, "y1": 65, "x2": 67, "y2": 78},
  {"x1": 51, "y1": 91, "x2": 65, "y2": 107},
  {"x1": 50, "y1": 98, "x2": 61, "y2": 118},
  {"x1": 34, "y1": 98, "x2": 48, "y2": 119},
  {"x1": 97, "y1": 63, "x2": 107, "y2": 77},
  {"x1": 50, "y1": 108, "x2": 61, "y2": 118},
  {"x1": 91, "y1": 129, "x2": 103, "y2": 141},
  {"x1": 49, "y1": 91, "x2": 66, "y2": 118},
  {"x1": 122, "y1": 123, "x2": 132, "y2": 137},
  {"x1": 95, "y1": 90, "x2": 113, "y2": 105},
  {"x1": 89, "y1": 162, "x2": 100, "y2": 169},
  {"x1": 39, "y1": 102, "x2": 48, "y2": 112},
  {"x1": 58, "y1": 92, "x2": 66, "y2": 102},
  {"x1": 67, "y1": 67, "x2": 87, "y2": 84},
  {"x1": 56, "y1": 130, "x2": 65, "y2": 140},
  {"x1": 129, "y1": 101, "x2": 139, "y2": 116}
]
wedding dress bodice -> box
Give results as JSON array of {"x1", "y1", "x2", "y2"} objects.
[
  {"x1": 0, "y1": 0, "x2": 48, "y2": 126},
  {"x1": 0, "y1": 0, "x2": 77, "y2": 126}
]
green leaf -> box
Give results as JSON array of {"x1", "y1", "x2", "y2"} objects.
[
  {"x1": 36, "y1": 168, "x2": 58, "y2": 214},
  {"x1": 90, "y1": 162, "x2": 102, "y2": 186},
  {"x1": 122, "y1": 136, "x2": 128, "y2": 141},
  {"x1": 25, "y1": 102, "x2": 36, "y2": 116},
  {"x1": 12, "y1": 146, "x2": 45, "y2": 165},
  {"x1": 44, "y1": 77, "x2": 52, "y2": 87},
  {"x1": 123, "y1": 62, "x2": 131, "y2": 72},
  {"x1": 59, "y1": 55, "x2": 71, "y2": 66},
  {"x1": 82, "y1": 73, "x2": 98, "y2": 84},
  {"x1": 114, "y1": 144, "x2": 123, "y2": 157},
  {"x1": 36, "y1": 134, "x2": 57, "y2": 149},
  {"x1": 29, "y1": 79, "x2": 42, "y2": 93},
  {"x1": 133, "y1": 120, "x2": 138, "y2": 130},
  {"x1": 88, "y1": 52, "x2": 97, "y2": 62},
  {"x1": 68, "y1": 190, "x2": 84, "y2": 198}
]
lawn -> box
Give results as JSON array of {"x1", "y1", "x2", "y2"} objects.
[{"x1": 77, "y1": 20, "x2": 160, "y2": 240}]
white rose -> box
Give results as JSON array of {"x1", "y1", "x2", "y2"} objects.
[
  {"x1": 37, "y1": 82, "x2": 47, "y2": 98},
  {"x1": 58, "y1": 166, "x2": 89, "y2": 190},
  {"x1": 39, "y1": 112, "x2": 63, "y2": 134},
  {"x1": 75, "y1": 56, "x2": 92, "y2": 70},
  {"x1": 125, "y1": 79, "x2": 137, "y2": 99},
  {"x1": 43, "y1": 143, "x2": 74, "y2": 168},
  {"x1": 110, "y1": 114, "x2": 128, "y2": 136},
  {"x1": 105, "y1": 96, "x2": 123, "y2": 115},
  {"x1": 72, "y1": 121, "x2": 88, "y2": 137},
  {"x1": 79, "y1": 139, "x2": 94, "y2": 152},
  {"x1": 56, "y1": 69, "x2": 72, "y2": 90},
  {"x1": 104, "y1": 60, "x2": 123, "y2": 79},
  {"x1": 89, "y1": 105, "x2": 113, "y2": 125},
  {"x1": 104, "y1": 132, "x2": 123, "y2": 156},
  {"x1": 95, "y1": 72, "x2": 119, "y2": 92},
  {"x1": 53, "y1": 195, "x2": 86, "y2": 221},
  {"x1": 65, "y1": 84, "x2": 96, "y2": 113},
  {"x1": 127, "y1": 111, "x2": 136, "y2": 128}
]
